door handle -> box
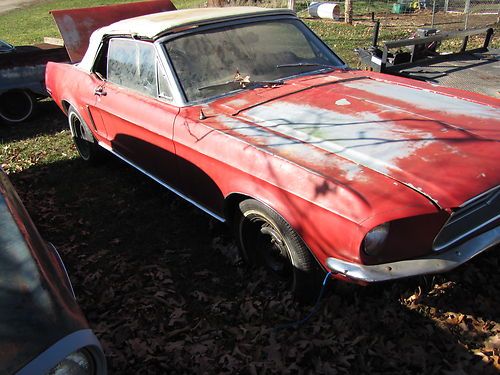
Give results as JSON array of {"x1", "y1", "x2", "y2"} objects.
[{"x1": 94, "y1": 86, "x2": 107, "y2": 96}]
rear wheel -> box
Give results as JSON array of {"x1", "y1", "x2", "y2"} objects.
[
  {"x1": 235, "y1": 199, "x2": 322, "y2": 301},
  {"x1": 68, "y1": 106, "x2": 102, "y2": 164},
  {"x1": 0, "y1": 90, "x2": 35, "y2": 124}
]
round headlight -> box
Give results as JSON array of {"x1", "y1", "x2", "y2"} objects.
[
  {"x1": 48, "y1": 349, "x2": 95, "y2": 375},
  {"x1": 363, "y1": 222, "x2": 390, "y2": 256}
]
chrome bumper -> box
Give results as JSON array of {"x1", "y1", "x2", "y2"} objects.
[{"x1": 326, "y1": 226, "x2": 499, "y2": 283}]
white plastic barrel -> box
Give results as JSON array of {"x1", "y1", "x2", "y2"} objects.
[{"x1": 308, "y1": 2, "x2": 341, "y2": 20}]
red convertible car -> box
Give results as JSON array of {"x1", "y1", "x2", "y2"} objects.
[{"x1": 46, "y1": 4, "x2": 500, "y2": 297}]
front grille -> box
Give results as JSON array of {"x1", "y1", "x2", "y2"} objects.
[{"x1": 433, "y1": 185, "x2": 500, "y2": 251}]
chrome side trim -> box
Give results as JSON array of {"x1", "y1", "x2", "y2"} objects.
[
  {"x1": 98, "y1": 142, "x2": 226, "y2": 222},
  {"x1": 460, "y1": 184, "x2": 499, "y2": 208},
  {"x1": 85, "y1": 105, "x2": 98, "y2": 131},
  {"x1": 327, "y1": 226, "x2": 499, "y2": 283},
  {"x1": 433, "y1": 214, "x2": 499, "y2": 252},
  {"x1": 433, "y1": 185, "x2": 499, "y2": 251},
  {"x1": 16, "y1": 329, "x2": 106, "y2": 375},
  {"x1": 155, "y1": 42, "x2": 186, "y2": 106},
  {"x1": 47, "y1": 242, "x2": 76, "y2": 300}
]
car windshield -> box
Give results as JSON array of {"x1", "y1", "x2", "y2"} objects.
[{"x1": 163, "y1": 19, "x2": 344, "y2": 102}]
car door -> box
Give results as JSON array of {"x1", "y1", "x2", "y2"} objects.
[{"x1": 92, "y1": 38, "x2": 180, "y2": 186}]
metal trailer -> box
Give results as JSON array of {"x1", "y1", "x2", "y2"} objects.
[
  {"x1": 0, "y1": 39, "x2": 69, "y2": 124},
  {"x1": 356, "y1": 26, "x2": 499, "y2": 99}
]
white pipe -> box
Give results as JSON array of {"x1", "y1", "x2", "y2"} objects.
[{"x1": 308, "y1": 2, "x2": 341, "y2": 20}]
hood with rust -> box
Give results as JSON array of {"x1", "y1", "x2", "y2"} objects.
[{"x1": 209, "y1": 70, "x2": 500, "y2": 209}]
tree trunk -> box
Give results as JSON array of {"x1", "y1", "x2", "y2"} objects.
[
  {"x1": 207, "y1": 0, "x2": 224, "y2": 7},
  {"x1": 345, "y1": 0, "x2": 353, "y2": 24}
]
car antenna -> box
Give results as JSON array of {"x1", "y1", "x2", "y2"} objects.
[{"x1": 199, "y1": 109, "x2": 207, "y2": 120}]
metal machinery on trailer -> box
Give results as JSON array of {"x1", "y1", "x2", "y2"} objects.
[{"x1": 356, "y1": 25, "x2": 499, "y2": 99}]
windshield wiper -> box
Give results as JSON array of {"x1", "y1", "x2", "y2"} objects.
[
  {"x1": 276, "y1": 62, "x2": 337, "y2": 70},
  {"x1": 246, "y1": 80, "x2": 285, "y2": 87},
  {"x1": 198, "y1": 76, "x2": 284, "y2": 92}
]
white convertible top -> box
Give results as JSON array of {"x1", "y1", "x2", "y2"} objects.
[{"x1": 79, "y1": 6, "x2": 295, "y2": 71}]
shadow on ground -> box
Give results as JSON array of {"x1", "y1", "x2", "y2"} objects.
[
  {"x1": 7, "y1": 153, "x2": 499, "y2": 374},
  {"x1": 0, "y1": 99, "x2": 67, "y2": 143}
]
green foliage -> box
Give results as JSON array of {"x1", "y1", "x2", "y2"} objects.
[
  {"x1": 0, "y1": 0, "x2": 204, "y2": 45},
  {"x1": 0, "y1": 101, "x2": 75, "y2": 173},
  {"x1": 0, "y1": 130, "x2": 74, "y2": 173},
  {"x1": 305, "y1": 19, "x2": 410, "y2": 65}
]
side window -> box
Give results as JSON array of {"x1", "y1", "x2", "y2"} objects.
[
  {"x1": 158, "y1": 61, "x2": 173, "y2": 101},
  {"x1": 93, "y1": 40, "x2": 109, "y2": 80},
  {"x1": 107, "y1": 39, "x2": 157, "y2": 97}
]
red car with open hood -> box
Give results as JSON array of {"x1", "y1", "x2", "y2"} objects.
[{"x1": 46, "y1": 2, "x2": 500, "y2": 298}]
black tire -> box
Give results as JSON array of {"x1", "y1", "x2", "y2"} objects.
[
  {"x1": 68, "y1": 106, "x2": 102, "y2": 164},
  {"x1": 235, "y1": 199, "x2": 322, "y2": 301},
  {"x1": 0, "y1": 90, "x2": 35, "y2": 124}
]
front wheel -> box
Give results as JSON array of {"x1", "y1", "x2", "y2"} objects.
[
  {"x1": 68, "y1": 106, "x2": 103, "y2": 164},
  {"x1": 235, "y1": 199, "x2": 322, "y2": 301}
]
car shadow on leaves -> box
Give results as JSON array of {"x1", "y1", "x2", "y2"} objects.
[
  {"x1": 0, "y1": 99, "x2": 67, "y2": 143},
  {"x1": 7, "y1": 156, "x2": 499, "y2": 374}
]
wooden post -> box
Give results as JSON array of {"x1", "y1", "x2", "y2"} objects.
[
  {"x1": 345, "y1": 0, "x2": 353, "y2": 24},
  {"x1": 431, "y1": 0, "x2": 436, "y2": 27},
  {"x1": 288, "y1": 0, "x2": 295, "y2": 11},
  {"x1": 207, "y1": 0, "x2": 224, "y2": 6},
  {"x1": 464, "y1": 0, "x2": 471, "y2": 29},
  {"x1": 464, "y1": 0, "x2": 471, "y2": 13}
]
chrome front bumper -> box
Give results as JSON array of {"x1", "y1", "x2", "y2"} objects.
[{"x1": 326, "y1": 226, "x2": 499, "y2": 283}]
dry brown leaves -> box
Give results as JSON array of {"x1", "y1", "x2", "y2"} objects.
[{"x1": 4, "y1": 110, "x2": 499, "y2": 374}]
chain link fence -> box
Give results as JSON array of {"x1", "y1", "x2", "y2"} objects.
[
  {"x1": 318, "y1": 0, "x2": 498, "y2": 29},
  {"x1": 210, "y1": 0, "x2": 499, "y2": 30},
  {"x1": 444, "y1": 0, "x2": 499, "y2": 13},
  {"x1": 439, "y1": 0, "x2": 500, "y2": 29}
]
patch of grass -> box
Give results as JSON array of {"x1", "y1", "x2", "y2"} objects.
[
  {"x1": 0, "y1": 0, "x2": 204, "y2": 45},
  {"x1": 276, "y1": 0, "x2": 394, "y2": 15},
  {"x1": 0, "y1": 130, "x2": 75, "y2": 173},
  {"x1": 0, "y1": 100, "x2": 75, "y2": 173},
  {"x1": 305, "y1": 20, "x2": 371, "y2": 64},
  {"x1": 353, "y1": 0, "x2": 394, "y2": 14},
  {"x1": 305, "y1": 19, "x2": 411, "y2": 65}
]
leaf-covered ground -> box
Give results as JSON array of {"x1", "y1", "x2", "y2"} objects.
[{"x1": 1, "y1": 99, "x2": 499, "y2": 374}]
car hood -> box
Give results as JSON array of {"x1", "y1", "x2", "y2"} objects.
[{"x1": 212, "y1": 71, "x2": 500, "y2": 208}]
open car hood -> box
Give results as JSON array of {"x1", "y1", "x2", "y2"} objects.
[
  {"x1": 216, "y1": 71, "x2": 500, "y2": 208},
  {"x1": 51, "y1": 0, "x2": 176, "y2": 62}
]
